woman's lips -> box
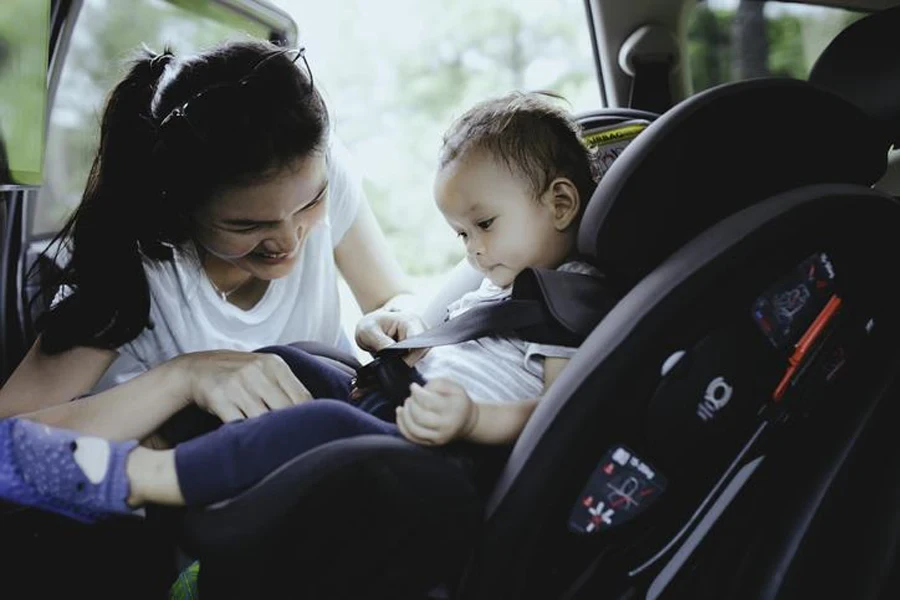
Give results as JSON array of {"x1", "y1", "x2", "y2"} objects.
[{"x1": 251, "y1": 249, "x2": 293, "y2": 265}]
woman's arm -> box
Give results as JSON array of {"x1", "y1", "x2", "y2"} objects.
[
  {"x1": 2, "y1": 343, "x2": 313, "y2": 441},
  {"x1": 17, "y1": 358, "x2": 191, "y2": 441},
  {"x1": 334, "y1": 200, "x2": 414, "y2": 314},
  {"x1": 0, "y1": 337, "x2": 117, "y2": 419}
]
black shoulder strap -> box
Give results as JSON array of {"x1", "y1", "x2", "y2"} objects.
[{"x1": 383, "y1": 267, "x2": 618, "y2": 353}]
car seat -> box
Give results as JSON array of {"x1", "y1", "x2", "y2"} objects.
[
  {"x1": 176, "y1": 80, "x2": 890, "y2": 600},
  {"x1": 453, "y1": 75, "x2": 892, "y2": 600},
  {"x1": 708, "y1": 8, "x2": 900, "y2": 600}
]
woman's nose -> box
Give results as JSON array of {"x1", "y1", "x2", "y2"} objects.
[{"x1": 265, "y1": 221, "x2": 301, "y2": 253}]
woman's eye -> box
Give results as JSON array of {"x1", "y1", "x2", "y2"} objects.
[
  {"x1": 230, "y1": 225, "x2": 261, "y2": 233},
  {"x1": 477, "y1": 218, "x2": 495, "y2": 230},
  {"x1": 300, "y1": 196, "x2": 325, "y2": 212}
]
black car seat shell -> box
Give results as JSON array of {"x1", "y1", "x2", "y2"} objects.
[{"x1": 177, "y1": 80, "x2": 890, "y2": 599}]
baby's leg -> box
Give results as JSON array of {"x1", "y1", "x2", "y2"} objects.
[
  {"x1": 2, "y1": 401, "x2": 401, "y2": 517},
  {"x1": 131, "y1": 400, "x2": 400, "y2": 506},
  {"x1": 0, "y1": 418, "x2": 138, "y2": 522},
  {"x1": 175, "y1": 399, "x2": 399, "y2": 506},
  {"x1": 255, "y1": 345, "x2": 354, "y2": 400}
]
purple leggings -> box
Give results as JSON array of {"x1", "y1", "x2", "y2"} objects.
[{"x1": 174, "y1": 346, "x2": 401, "y2": 506}]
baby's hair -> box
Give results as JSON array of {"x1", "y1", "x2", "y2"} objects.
[{"x1": 438, "y1": 91, "x2": 596, "y2": 204}]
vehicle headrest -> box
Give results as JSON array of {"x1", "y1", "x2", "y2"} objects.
[
  {"x1": 578, "y1": 78, "x2": 887, "y2": 286},
  {"x1": 809, "y1": 7, "x2": 900, "y2": 149},
  {"x1": 578, "y1": 109, "x2": 654, "y2": 181}
]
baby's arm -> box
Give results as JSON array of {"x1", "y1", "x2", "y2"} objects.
[
  {"x1": 457, "y1": 398, "x2": 538, "y2": 445},
  {"x1": 396, "y1": 357, "x2": 570, "y2": 446}
]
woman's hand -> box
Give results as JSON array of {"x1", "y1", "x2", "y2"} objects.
[
  {"x1": 171, "y1": 351, "x2": 312, "y2": 422},
  {"x1": 355, "y1": 309, "x2": 429, "y2": 366},
  {"x1": 395, "y1": 379, "x2": 478, "y2": 446}
]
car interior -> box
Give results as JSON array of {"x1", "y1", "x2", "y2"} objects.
[{"x1": 2, "y1": 1, "x2": 900, "y2": 599}]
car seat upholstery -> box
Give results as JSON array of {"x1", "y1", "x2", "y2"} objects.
[{"x1": 176, "y1": 82, "x2": 890, "y2": 600}]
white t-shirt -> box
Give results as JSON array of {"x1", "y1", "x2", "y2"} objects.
[
  {"x1": 94, "y1": 137, "x2": 364, "y2": 391},
  {"x1": 416, "y1": 261, "x2": 600, "y2": 404}
]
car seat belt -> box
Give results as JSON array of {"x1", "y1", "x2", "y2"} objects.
[
  {"x1": 351, "y1": 267, "x2": 619, "y2": 403},
  {"x1": 629, "y1": 57, "x2": 673, "y2": 115}
]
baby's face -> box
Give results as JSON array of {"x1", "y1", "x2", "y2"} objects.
[{"x1": 435, "y1": 150, "x2": 573, "y2": 287}]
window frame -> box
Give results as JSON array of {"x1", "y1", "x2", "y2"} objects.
[{"x1": 30, "y1": 0, "x2": 298, "y2": 243}]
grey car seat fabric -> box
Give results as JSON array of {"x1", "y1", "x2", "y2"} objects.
[{"x1": 177, "y1": 81, "x2": 888, "y2": 600}]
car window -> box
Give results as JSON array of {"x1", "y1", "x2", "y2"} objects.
[
  {"x1": 276, "y1": 0, "x2": 601, "y2": 285},
  {"x1": 0, "y1": 0, "x2": 49, "y2": 186},
  {"x1": 31, "y1": 0, "x2": 273, "y2": 237},
  {"x1": 687, "y1": 0, "x2": 863, "y2": 94}
]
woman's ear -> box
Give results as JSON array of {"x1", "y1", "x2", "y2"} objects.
[{"x1": 543, "y1": 177, "x2": 581, "y2": 231}]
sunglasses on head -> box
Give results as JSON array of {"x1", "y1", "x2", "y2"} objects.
[{"x1": 158, "y1": 46, "x2": 313, "y2": 145}]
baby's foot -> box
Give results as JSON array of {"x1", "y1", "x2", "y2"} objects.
[{"x1": 0, "y1": 418, "x2": 138, "y2": 523}]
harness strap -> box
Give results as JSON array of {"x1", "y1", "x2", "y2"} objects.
[{"x1": 352, "y1": 267, "x2": 619, "y2": 404}]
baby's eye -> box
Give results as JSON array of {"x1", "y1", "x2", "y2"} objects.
[
  {"x1": 456, "y1": 231, "x2": 468, "y2": 240},
  {"x1": 477, "y1": 218, "x2": 495, "y2": 230}
]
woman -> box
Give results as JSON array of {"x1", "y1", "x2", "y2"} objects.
[{"x1": 0, "y1": 40, "x2": 421, "y2": 440}]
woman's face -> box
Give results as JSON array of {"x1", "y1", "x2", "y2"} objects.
[{"x1": 193, "y1": 152, "x2": 328, "y2": 280}]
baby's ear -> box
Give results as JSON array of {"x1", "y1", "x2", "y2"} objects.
[{"x1": 545, "y1": 177, "x2": 581, "y2": 231}]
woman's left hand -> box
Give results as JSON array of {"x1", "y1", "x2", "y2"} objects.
[
  {"x1": 355, "y1": 309, "x2": 429, "y2": 366},
  {"x1": 395, "y1": 379, "x2": 478, "y2": 446}
]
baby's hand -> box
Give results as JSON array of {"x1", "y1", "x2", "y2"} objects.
[{"x1": 395, "y1": 379, "x2": 478, "y2": 446}]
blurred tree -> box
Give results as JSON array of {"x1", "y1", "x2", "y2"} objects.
[
  {"x1": 767, "y1": 13, "x2": 804, "y2": 78},
  {"x1": 687, "y1": 1, "x2": 861, "y2": 94},
  {"x1": 688, "y1": 5, "x2": 730, "y2": 93},
  {"x1": 733, "y1": 0, "x2": 769, "y2": 79},
  {"x1": 38, "y1": 0, "x2": 257, "y2": 234}
]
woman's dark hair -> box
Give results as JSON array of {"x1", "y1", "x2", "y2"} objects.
[{"x1": 38, "y1": 40, "x2": 329, "y2": 354}]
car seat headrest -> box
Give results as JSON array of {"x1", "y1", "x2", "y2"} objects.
[
  {"x1": 578, "y1": 78, "x2": 887, "y2": 286},
  {"x1": 579, "y1": 109, "x2": 654, "y2": 183},
  {"x1": 809, "y1": 7, "x2": 900, "y2": 149}
]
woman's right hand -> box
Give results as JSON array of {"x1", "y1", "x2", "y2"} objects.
[{"x1": 170, "y1": 350, "x2": 312, "y2": 422}]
